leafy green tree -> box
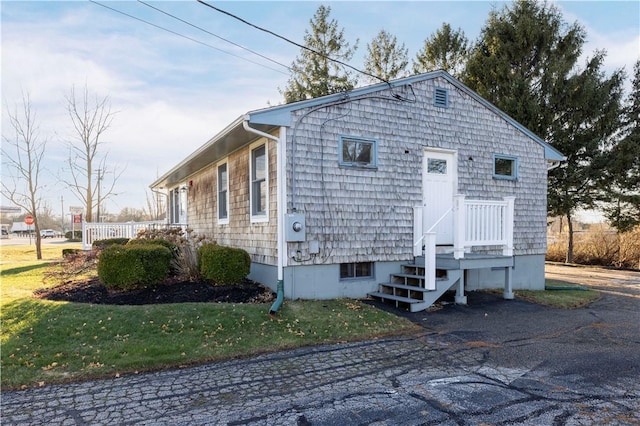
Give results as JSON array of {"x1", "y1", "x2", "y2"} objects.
[
  {"x1": 601, "y1": 61, "x2": 640, "y2": 232},
  {"x1": 281, "y1": 5, "x2": 358, "y2": 103},
  {"x1": 464, "y1": 0, "x2": 625, "y2": 263},
  {"x1": 363, "y1": 29, "x2": 409, "y2": 82},
  {"x1": 413, "y1": 23, "x2": 469, "y2": 77}
]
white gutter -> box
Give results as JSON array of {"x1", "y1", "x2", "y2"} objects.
[
  {"x1": 242, "y1": 116, "x2": 286, "y2": 314},
  {"x1": 547, "y1": 160, "x2": 562, "y2": 171}
]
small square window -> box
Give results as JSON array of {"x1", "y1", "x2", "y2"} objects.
[
  {"x1": 340, "y1": 262, "x2": 374, "y2": 280},
  {"x1": 339, "y1": 136, "x2": 377, "y2": 168},
  {"x1": 427, "y1": 158, "x2": 447, "y2": 174},
  {"x1": 493, "y1": 154, "x2": 518, "y2": 180}
]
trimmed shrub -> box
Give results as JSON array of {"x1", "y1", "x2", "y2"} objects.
[
  {"x1": 65, "y1": 231, "x2": 82, "y2": 240},
  {"x1": 127, "y1": 238, "x2": 176, "y2": 252},
  {"x1": 98, "y1": 245, "x2": 172, "y2": 290},
  {"x1": 136, "y1": 228, "x2": 215, "y2": 281},
  {"x1": 198, "y1": 244, "x2": 251, "y2": 285},
  {"x1": 93, "y1": 238, "x2": 130, "y2": 250}
]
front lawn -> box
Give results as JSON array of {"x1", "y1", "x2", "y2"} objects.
[{"x1": 0, "y1": 245, "x2": 419, "y2": 389}]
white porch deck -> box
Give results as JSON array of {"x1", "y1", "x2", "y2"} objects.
[{"x1": 369, "y1": 195, "x2": 516, "y2": 312}]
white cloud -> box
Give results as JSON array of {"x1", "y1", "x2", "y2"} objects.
[
  {"x1": 3, "y1": 1, "x2": 638, "y2": 217},
  {"x1": 556, "y1": 3, "x2": 639, "y2": 86},
  {"x1": 1, "y1": 2, "x2": 288, "y2": 214}
]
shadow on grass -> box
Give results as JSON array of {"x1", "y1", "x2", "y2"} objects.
[{"x1": 0, "y1": 263, "x2": 49, "y2": 276}]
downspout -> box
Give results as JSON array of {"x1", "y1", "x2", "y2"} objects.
[{"x1": 242, "y1": 117, "x2": 286, "y2": 315}]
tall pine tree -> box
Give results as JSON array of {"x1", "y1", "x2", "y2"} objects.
[
  {"x1": 546, "y1": 52, "x2": 625, "y2": 260},
  {"x1": 280, "y1": 5, "x2": 357, "y2": 103},
  {"x1": 363, "y1": 29, "x2": 409, "y2": 83},
  {"x1": 413, "y1": 23, "x2": 469, "y2": 77},
  {"x1": 601, "y1": 60, "x2": 640, "y2": 232},
  {"x1": 464, "y1": 0, "x2": 625, "y2": 262}
]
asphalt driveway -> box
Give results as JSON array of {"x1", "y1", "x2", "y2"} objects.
[{"x1": 2, "y1": 264, "x2": 639, "y2": 425}]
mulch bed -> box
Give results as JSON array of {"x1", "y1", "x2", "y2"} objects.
[{"x1": 34, "y1": 277, "x2": 276, "y2": 306}]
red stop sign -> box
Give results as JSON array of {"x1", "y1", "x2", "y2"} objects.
[{"x1": 24, "y1": 215, "x2": 34, "y2": 225}]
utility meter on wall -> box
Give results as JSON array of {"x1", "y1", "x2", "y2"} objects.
[{"x1": 285, "y1": 213, "x2": 306, "y2": 242}]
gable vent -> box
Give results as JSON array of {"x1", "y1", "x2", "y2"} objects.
[{"x1": 434, "y1": 87, "x2": 449, "y2": 108}]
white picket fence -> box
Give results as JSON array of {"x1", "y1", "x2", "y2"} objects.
[{"x1": 82, "y1": 221, "x2": 167, "y2": 250}]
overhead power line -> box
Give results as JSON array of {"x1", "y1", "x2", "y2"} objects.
[
  {"x1": 196, "y1": 0, "x2": 389, "y2": 84},
  {"x1": 89, "y1": 0, "x2": 289, "y2": 75},
  {"x1": 137, "y1": 0, "x2": 290, "y2": 72}
]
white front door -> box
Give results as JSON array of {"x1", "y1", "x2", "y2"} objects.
[{"x1": 422, "y1": 149, "x2": 457, "y2": 245}]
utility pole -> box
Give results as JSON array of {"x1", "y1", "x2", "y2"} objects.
[{"x1": 60, "y1": 196, "x2": 64, "y2": 232}]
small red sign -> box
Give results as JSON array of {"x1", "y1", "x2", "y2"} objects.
[
  {"x1": 73, "y1": 214, "x2": 82, "y2": 224},
  {"x1": 24, "y1": 215, "x2": 34, "y2": 225}
]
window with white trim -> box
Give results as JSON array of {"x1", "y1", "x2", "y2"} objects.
[
  {"x1": 250, "y1": 142, "x2": 268, "y2": 221},
  {"x1": 493, "y1": 154, "x2": 518, "y2": 180},
  {"x1": 217, "y1": 161, "x2": 229, "y2": 223},
  {"x1": 339, "y1": 136, "x2": 377, "y2": 168},
  {"x1": 169, "y1": 186, "x2": 187, "y2": 224}
]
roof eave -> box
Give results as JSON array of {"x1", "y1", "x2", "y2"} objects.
[{"x1": 150, "y1": 116, "x2": 277, "y2": 190}]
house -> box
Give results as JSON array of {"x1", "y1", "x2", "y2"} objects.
[{"x1": 150, "y1": 70, "x2": 564, "y2": 312}]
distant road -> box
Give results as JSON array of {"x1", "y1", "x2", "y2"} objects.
[{"x1": 0, "y1": 237, "x2": 70, "y2": 246}]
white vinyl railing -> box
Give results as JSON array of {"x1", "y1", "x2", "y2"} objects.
[
  {"x1": 82, "y1": 221, "x2": 167, "y2": 250},
  {"x1": 454, "y1": 195, "x2": 515, "y2": 259},
  {"x1": 413, "y1": 195, "x2": 515, "y2": 288}
]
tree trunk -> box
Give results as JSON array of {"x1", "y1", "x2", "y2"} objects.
[
  {"x1": 566, "y1": 212, "x2": 574, "y2": 264},
  {"x1": 86, "y1": 161, "x2": 93, "y2": 222},
  {"x1": 34, "y1": 222, "x2": 42, "y2": 260},
  {"x1": 31, "y1": 209, "x2": 42, "y2": 260}
]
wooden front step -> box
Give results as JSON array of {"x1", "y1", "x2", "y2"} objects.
[
  {"x1": 368, "y1": 267, "x2": 462, "y2": 313},
  {"x1": 367, "y1": 292, "x2": 430, "y2": 312}
]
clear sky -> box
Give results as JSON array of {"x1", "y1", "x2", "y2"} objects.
[{"x1": 2, "y1": 1, "x2": 639, "y2": 217}]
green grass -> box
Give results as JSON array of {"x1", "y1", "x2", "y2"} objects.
[
  {"x1": 1, "y1": 243, "x2": 83, "y2": 303},
  {"x1": 0, "y1": 245, "x2": 419, "y2": 390},
  {"x1": 513, "y1": 279, "x2": 601, "y2": 309}
]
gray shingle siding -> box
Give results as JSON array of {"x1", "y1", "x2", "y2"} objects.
[{"x1": 285, "y1": 76, "x2": 547, "y2": 265}]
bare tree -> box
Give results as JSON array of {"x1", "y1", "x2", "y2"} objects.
[
  {"x1": 63, "y1": 85, "x2": 122, "y2": 222},
  {"x1": 144, "y1": 188, "x2": 166, "y2": 221},
  {"x1": 1, "y1": 93, "x2": 47, "y2": 259}
]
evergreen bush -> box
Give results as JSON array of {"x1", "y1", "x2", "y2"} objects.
[
  {"x1": 127, "y1": 237, "x2": 176, "y2": 252},
  {"x1": 136, "y1": 228, "x2": 214, "y2": 281},
  {"x1": 93, "y1": 238, "x2": 130, "y2": 250},
  {"x1": 198, "y1": 244, "x2": 251, "y2": 285},
  {"x1": 98, "y1": 245, "x2": 172, "y2": 290},
  {"x1": 65, "y1": 231, "x2": 83, "y2": 240}
]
